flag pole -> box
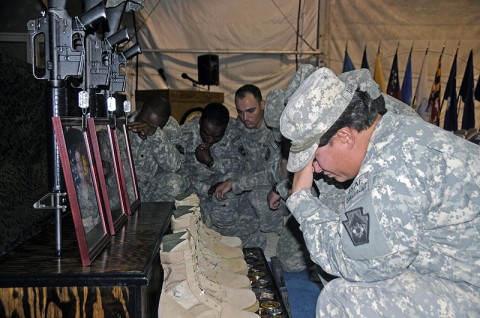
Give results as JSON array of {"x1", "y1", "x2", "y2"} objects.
[
  {"x1": 430, "y1": 42, "x2": 445, "y2": 93},
  {"x1": 412, "y1": 42, "x2": 429, "y2": 107},
  {"x1": 440, "y1": 41, "x2": 459, "y2": 112},
  {"x1": 429, "y1": 42, "x2": 445, "y2": 125},
  {"x1": 455, "y1": 41, "x2": 463, "y2": 120},
  {"x1": 400, "y1": 42, "x2": 414, "y2": 106}
]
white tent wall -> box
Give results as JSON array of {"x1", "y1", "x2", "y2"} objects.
[
  {"x1": 125, "y1": 0, "x2": 480, "y2": 128},
  {"x1": 322, "y1": 0, "x2": 480, "y2": 129},
  {"x1": 126, "y1": 0, "x2": 321, "y2": 115}
]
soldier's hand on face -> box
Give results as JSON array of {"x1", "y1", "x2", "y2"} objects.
[
  {"x1": 267, "y1": 190, "x2": 281, "y2": 210},
  {"x1": 128, "y1": 121, "x2": 157, "y2": 139},
  {"x1": 214, "y1": 180, "x2": 232, "y2": 201},
  {"x1": 292, "y1": 157, "x2": 315, "y2": 193},
  {"x1": 195, "y1": 144, "x2": 214, "y2": 166}
]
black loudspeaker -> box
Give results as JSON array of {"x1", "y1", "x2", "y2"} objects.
[{"x1": 197, "y1": 54, "x2": 219, "y2": 86}]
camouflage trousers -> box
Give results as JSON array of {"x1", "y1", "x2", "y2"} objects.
[
  {"x1": 248, "y1": 185, "x2": 286, "y2": 234},
  {"x1": 141, "y1": 172, "x2": 187, "y2": 202},
  {"x1": 275, "y1": 214, "x2": 311, "y2": 273},
  {"x1": 249, "y1": 185, "x2": 310, "y2": 272},
  {"x1": 208, "y1": 191, "x2": 267, "y2": 249},
  {"x1": 317, "y1": 271, "x2": 480, "y2": 317}
]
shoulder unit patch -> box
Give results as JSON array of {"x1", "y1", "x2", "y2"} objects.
[{"x1": 342, "y1": 208, "x2": 369, "y2": 246}]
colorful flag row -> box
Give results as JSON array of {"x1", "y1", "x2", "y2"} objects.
[{"x1": 341, "y1": 44, "x2": 479, "y2": 130}]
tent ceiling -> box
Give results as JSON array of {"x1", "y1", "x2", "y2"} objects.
[{"x1": 124, "y1": 0, "x2": 479, "y2": 125}]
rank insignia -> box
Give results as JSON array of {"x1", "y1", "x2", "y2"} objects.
[
  {"x1": 265, "y1": 147, "x2": 271, "y2": 161},
  {"x1": 342, "y1": 208, "x2": 369, "y2": 246}
]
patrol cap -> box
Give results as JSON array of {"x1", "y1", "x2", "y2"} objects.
[
  {"x1": 265, "y1": 88, "x2": 286, "y2": 129},
  {"x1": 280, "y1": 67, "x2": 356, "y2": 172},
  {"x1": 338, "y1": 68, "x2": 381, "y2": 100},
  {"x1": 284, "y1": 64, "x2": 318, "y2": 105},
  {"x1": 265, "y1": 88, "x2": 286, "y2": 142}
]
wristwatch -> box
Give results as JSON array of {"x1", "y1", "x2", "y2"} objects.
[{"x1": 271, "y1": 183, "x2": 280, "y2": 195}]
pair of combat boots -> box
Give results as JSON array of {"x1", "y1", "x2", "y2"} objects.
[{"x1": 158, "y1": 193, "x2": 261, "y2": 318}]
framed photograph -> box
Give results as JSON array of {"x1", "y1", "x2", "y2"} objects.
[
  {"x1": 93, "y1": 117, "x2": 140, "y2": 215},
  {"x1": 115, "y1": 118, "x2": 140, "y2": 213},
  {"x1": 87, "y1": 117, "x2": 128, "y2": 235},
  {"x1": 52, "y1": 116, "x2": 110, "y2": 266},
  {"x1": 93, "y1": 118, "x2": 132, "y2": 216}
]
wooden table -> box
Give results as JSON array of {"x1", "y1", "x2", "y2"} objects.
[{"x1": 0, "y1": 201, "x2": 173, "y2": 318}]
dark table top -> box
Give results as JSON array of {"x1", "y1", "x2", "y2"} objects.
[{"x1": 0, "y1": 201, "x2": 173, "y2": 287}]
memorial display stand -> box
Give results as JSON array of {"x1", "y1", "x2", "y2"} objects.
[
  {"x1": 135, "y1": 89, "x2": 224, "y2": 123},
  {"x1": 1, "y1": 200, "x2": 292, "y2": 317},
  {"x1": 0, "y1": 202, "x2": 173, "y2": 318},
  {"x1": 245, "y1": 248, "x2": 291, "y2": 317}
]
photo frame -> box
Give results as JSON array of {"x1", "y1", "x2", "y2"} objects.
[
  {"x1": 87, "y1": 117, "x2": 128, "y2": 235},
  {"x1": 93, "y1": 118, "x2": 132, "y2": 216},
  {"x1": 52, "y1": 116, "x2": 110, "y2": 266},
  {"x1": 93, "y1": 117, "x2": 140, "y2": 215},
  {"x1": 115, "y1": 118, "x2": 141, "y2": 213}
]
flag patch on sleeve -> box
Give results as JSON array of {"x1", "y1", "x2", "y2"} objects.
[{"x1": 342, "y1": 208, "x2": 370, "y2": 246}]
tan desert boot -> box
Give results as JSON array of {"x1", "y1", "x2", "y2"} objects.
[
  {"x1": 180, "y1": 228, "x2": 244, "y2": 259},
  {"x1": 184, "y1": 250, "x2": 259, "y2": 313},
  {"x1": 171, "y1": 210, "x2": 243, "y2": 249},
  {"x1": 167, "y1": 229, "x2": 243, "y2": 259},
  {"x1": 159, "y1": 235, "x2": 259, "y2": 317},
  {"x1": 175, "y1": 192, "x2": 200, "y2": 208},
  {"x1": 159, "y1": 279, "x2": 260, "y2": 318},
  {"x1": 161, "y1": 250, "x2": 257, "y2": 309},
  {"x1": 160, "y1": 235, "x2": 248, "y2": 275},
  {"x1": 161, "y1": 251, "x2": 251, "y2": 289},
  {"x1": 162, "y1": 261, "x2": 252, "y2": 289}
]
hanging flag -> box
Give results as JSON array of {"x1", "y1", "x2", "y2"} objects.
[
  {"x1": 361, "y1": 45, "x2": 369, "y2": 71},
  {"x1": 427, "y1": 50, "x2": 443, "y2": 126},
  {"x1": 442, "y1": 50, "x2": 458, "y2": 131},
  {"x1": 413, "y1": 48, "x2": 429, "y2": 121},
  {"x1": 475, "y1": 72, "x2": 480, "y2": 101},
  {"x1": 342, "y1": 44, "x2": 355, "y2": 73},
  {"x1": 373, "y1": 45, "x2": 386, "y2": 92},
  {"x1": 459, "y1": 50, "x2": 475, "y2": 130},
  {"x1": 401, "y1": 46, "x2": 413, "y2": 106},
  {"x1": 387, "y1": 48, "x2": 401, "y2": 100}
]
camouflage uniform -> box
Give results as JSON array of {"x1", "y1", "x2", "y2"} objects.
[
  {"x1": 312, "y1": 68, "x2": 422, "y2": 213},
  {"x1": 232, "y1": 117, "x2": 281, "y2": 191},
  {"x1": 178, "y1": 119, "x2": 244, "y2": 224},
  {"x1": 281, "y1": 68, "x2": 480, "y2": 317},
  {"x1": 128, "y1": 116, "x2": 187, "y2": 202},
  {"x1": 284, "y1": 64, "x2": 318, "y2": 103},
  {"x1": 179, "y1": 117, "x2": 267, "y2": 248},
  {"x1": 160, "y1": 116, "x2": 183, "y2": 145},
  {"x1": 273, "y1": 66, "x2": 423, "y2": 273},
  {"x1": 226, "y1": 117, "x2": 283, "y2": 249},
  {"x1": 264, "y1": 83, "x2": 317, "y2": 272}
]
